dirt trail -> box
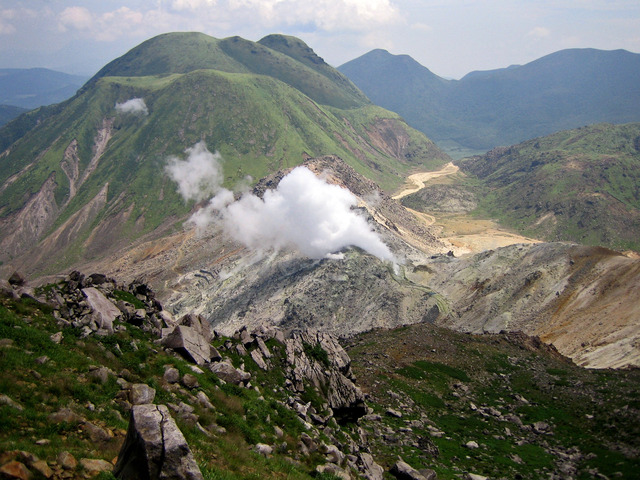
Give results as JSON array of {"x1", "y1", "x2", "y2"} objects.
[
  {"x1": 393, "y1": 162, "x2": 459, "y2": 200},
  {"x1": 394, "y1": 163, "x2": 540, "y2": 255}
]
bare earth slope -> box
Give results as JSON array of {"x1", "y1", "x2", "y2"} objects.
[
  {"x1": 82, "y1": 156, "x2": 448, "y2": 339},
  {"x1": 78, "y1": 155, "x2": 640, "y2": 369},
  {"x1": 425, "y1": 243, "x2": 640, "y2": 368}
]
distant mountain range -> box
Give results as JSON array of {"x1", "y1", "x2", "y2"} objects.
[
  {"x1": 0, "y1": 68, "x2": 88, "y2": 118},
  {"x1": 339, "y1": 48, "x2": 640, "y2": 156},
  {"x1": 0, "y1": 105, "x2": 27, "y2": 126}
]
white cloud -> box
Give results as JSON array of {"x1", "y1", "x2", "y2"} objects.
[
  {"x1": 0, "y1": 9, "x2": 16, "y2": 35},
  {"x1": 115, "y1": 98, "x2": 149, "y2": 116},
  {"x1": 411, "y1": 22, "x2": 432, "y2": 32},
  {"x1": 527, "y1": 26, "x2": 551, "y2": 38},
  {"x1": 57, "y1": 5, "x2": 163, "y2": 41},
  {"x1": 58, "y1": 6, "x2": 93, "y2": 31},
  {"x1": 167, "y1": 142, "x2": 395, "y2": 261},
  {"x1": 172, "y1": 0, "x2": 218, "y2": 11},
  {"x1": 226, "y1": 0, "x2": 400, "y2": 31}
]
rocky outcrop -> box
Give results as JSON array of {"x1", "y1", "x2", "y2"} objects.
[
  {"x1": 33, "y1": 271, "x2": 173, "y2": 339},
  {"x1": 81, "y1": 286, "x2": 121, "y2": 334},
  {"x1": 114, "y1": 404, "x2": 204, "y2": 480},
  {"x1": 285, "y1": 330, "x2": 366, "y2": 423},
  {"x1": 161, "y1": 313, "x2": 219, "y2": 365}
]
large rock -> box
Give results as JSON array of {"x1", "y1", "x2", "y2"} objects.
[
  {"x1": 208, "y1": 361, "x2": 251, "y2": 385},
  {"x1": 390, "y1": 461, "x2": 431, "y2": 480},
  {"x1": 357, "y1": 452, "x2": 384, "y2": 480},
  {"x1": 285, "y1": 331, "x2": 366, "y2": 423},
  {"x1": 80, "y1": 458, "x2": 113, "y2": 475},
  {"x1": 161, "y1": 326, "x2": 216, "y2": 365},
  {"x1": 0, "y1": 460, "x2": 31, "y2": 480},
  {"x1": 129, "y1": 384, "x2": 156, "y2": 405},
  {"x1": 177, "y1": 313, "x2": 214, "y2": 343},
  {"x1": 82, "y1": 287, "x2": 121, "y2": 333},
  {"x1": 114, "y1": 404, "x2": 204, "y2": 480}
]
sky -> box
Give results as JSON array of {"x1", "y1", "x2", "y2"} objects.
[{"x1": 1, "y1": 0, "x2": 639, "y2": 79}]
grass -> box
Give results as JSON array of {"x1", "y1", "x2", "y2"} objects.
[
  {"x1": 111, "y1": 289, "x2": 146, "y2": 309},
  {"x1": 1, "y1": 57, "x2": 448, "y2": 274},
  {"x1": 0, "y1": 292, "x2": 349, "y2": 480},
  {"x1": 348, "y1": 322, "x2": 640, "y2": 479}
]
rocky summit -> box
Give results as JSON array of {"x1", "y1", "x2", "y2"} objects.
[{"x1": 0, "y1": 271, "x2": 638, "y2": 480}]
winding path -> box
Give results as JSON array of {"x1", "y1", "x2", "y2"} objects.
[{"x1": 392, "y1": 162, "x2": 459, "y2": 200}]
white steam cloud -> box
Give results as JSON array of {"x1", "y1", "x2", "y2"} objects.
[
  {"x1": 165, "y1": 142, "x2": 224, "y2": 202},
  {"x1": 115, "y1": 98, "x2": 148, "y2": 115},
  {"x1": 166, "y1": 142, "x2": 394, "y2": 262}
]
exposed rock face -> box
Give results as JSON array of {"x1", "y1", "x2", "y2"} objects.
[
  {"x1": 81, "y1": 287, "x2": 121, "y2": 334},
  {"x1": 0, "y1": 173, "x2": 59, "y2": 261},
  {"x1": 162, "y1": 325, "x2": 216, "y2": 365},
  {"x1": 285, "y1": 330, "x2": 366, "y2": 424},
  {"x1": 175, "y1": 248, "x2": 443, "y2": 340},
  {"x1": 426, "y1": 242, "x2": 640, "y2": 368},
  {"x1": 114, "y1": 404, "x2": 204, "y2": 480}
]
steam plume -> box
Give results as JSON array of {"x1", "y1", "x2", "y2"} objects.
[
  {"x1": 165, "y1": 142, "x2": 224, "y2": 202},
  {"x1": 115, "y1": 98, "x2": 148, "y2": 115},
  {"x1": 166, "y1": 142, "x2": 394, "y2": 262}
]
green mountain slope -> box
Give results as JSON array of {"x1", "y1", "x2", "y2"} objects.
[
  {"x1": 0, "y1": 32, "x2": 448, "y2": 276},
  {"x1": 339, "y1": 48, "x2": 640, "y2": 155},
  {"x1": 457, "y1": 123, "x2": 640, "y2": 251},
  {"x1": 89, "y1": 32, "x2": 369, "y2": 110}
]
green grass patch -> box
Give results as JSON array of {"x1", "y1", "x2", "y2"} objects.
[{"x1": 112, "y1": 289, "x2": 146, "y2": 309}]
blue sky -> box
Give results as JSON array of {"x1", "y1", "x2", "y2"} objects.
[{"x1": 1, "y1": 0, "x2": 639, "y2": 78}]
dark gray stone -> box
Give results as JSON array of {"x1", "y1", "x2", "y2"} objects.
[
  {"x1": 114, "y1": 404, "x2": 204, "y2": 480},
  {"x1": 390, "y1": 460, "x2": 430, "y2": 480}
]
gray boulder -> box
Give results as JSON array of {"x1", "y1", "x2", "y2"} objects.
[
  {"x1": 82, "y1": 287, "x2": 121, "y2": 333},
  {"x1": 161, "y1": 325, "x2": 216, "y2": 365},
  {"x1": 390, "y1": 461, "x2": 432, "y2": 480},
  {"x1": 114, "y1": 404, "x2": 204, "y2": 480},
  {"x1": 357, "y1": 452, "x2": 384, "y2": 480},
  {"x1": 177, "y1": 313, "x2": 214, "y2": 343},
  {"x1": 209, "y1": 362, "x2": 251, "y2": 385},
  {"x1": 129, "y1": 383, "x2": 156, "y2": 405}
]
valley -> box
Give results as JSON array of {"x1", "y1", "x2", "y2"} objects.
[
  {"x1": 393, "y1": 162, "x2": 540, "y2": 256},
  {"x1": 0, "y1": 30, "x2": 639, "y2": 480}
]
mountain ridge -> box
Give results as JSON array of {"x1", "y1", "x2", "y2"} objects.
[
  {"x1": 0, "y1": 32, "x2": 448, "y2": 278},
  {"x1": 339, "y1": 47, "x2": 640, "y2": 155},
  {"x1": 0, "y1": 67, "x2": 88, "y2": 110}
]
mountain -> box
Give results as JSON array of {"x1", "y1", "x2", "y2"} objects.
[
  {"x1": 0, "y1": 105, "x2": 27, "y2": 127},
  {"x1": 0, "y1": 32, "x2": 448, "y2": 277},
  {"x1": 1, "y1": 271, "x2": 638, "y2": 480},
  {"x1": 455, "y1": 123, "x2": 640, "y2": 251},
  {"x1": 87, "y1": 32, "x2": 369, "y2": 110},
  {"x1": 68, "y1": 153, "x2": 640, "y2": 371},
  {"x1": 339, "y1": 48, "x2": 640, "y2": 155},
  {"x1": 0, "y1": 67, "x2": 88, "y2": 110}
]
